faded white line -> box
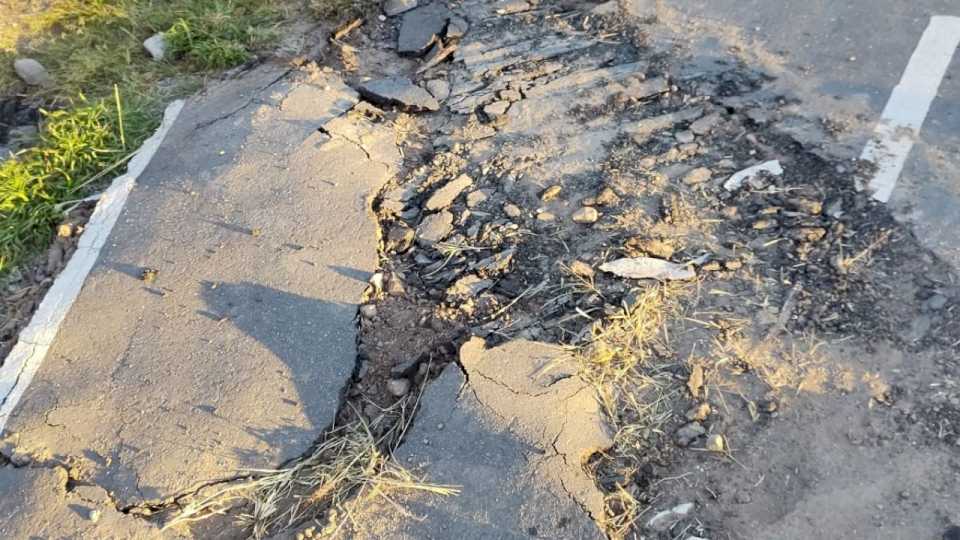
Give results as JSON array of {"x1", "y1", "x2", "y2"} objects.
[
  {"x1": 0, "y1": 100, "x2": 184, "y2": 432},
  {"x1": 862, "y1": 15, "x2": 960, "y2": 202}
]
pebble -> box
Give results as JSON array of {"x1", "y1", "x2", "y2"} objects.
[
  {"x1": 425, "y1": 174, "x2": 473, "y2": 210},
  {"x1": 646, "y1": 502, "x2": 694, "y2": 531},
  {"x1": 595, "y1": 187, "x2": 621, "y2": 206},
  {"x1": 540, "y1": 185, "x2": 562, "y2": 201},
  {"x1": 705, "y1": 433, "x2": 725, "y2": 452},
  {"x1": 143, "y1": 33, "x2": 167, "y2": 61},
  {"x1": 483, "y1": 100, "x2": 510, "y2": 118},
  {"x1": 724, "y1": 259, "x2": 742, "y2": 270},
  {"x1": 358, "y1": 77, "x2": 440, "y2": 112},
  {"x1": 387, "y1": 378, "x2": 411, "y2": 397},
  {"x1": 13, "y1": 58, "x2": 52, "y2": 86},
  {"x1": 416, "y1": 210, "x2": 454, "y2": 245},
  {"x1": 536, "y1": 211, "x2": 556, "y2": 222},
  {"x1": 685, "y1": 403, "x2": 711, "y2": 421},
  {"x1": 675, "y1": 422, "x2": 705, "y2": 447},
  {"x1": 88, "y1": 509, "x2": 101, "y2": 523},
  {"x1": 397, "y1": 4, "x2": 452, "y2": 56},
  {"x1": 675, "y1": 130, "x2": 695, "y2": 144},
  {"x1": 360, "y1": 304, "x2": 378, "y2": 319},
  {"x1": 682, "y1": 167, "x2": 713, "y2": 185},
  {"x1": 383, "y1": 0, "x2": 418, "y2": 16},
  {"x1": 690, "y1": 112, "x2": 721, "y2": 135},
  {"x1": 925, "y1": 294, "x2": 948, "y2": 311},
  {"x1": 572, "y1": 207, "x2": 599, "y2": 224},
  {"x1": 503, "y1": 203, "x2": 522, "y2": 218},
  {"x1": 466, "y1": 189, "x2": 489, "y2": 208},
  {"x1": 386, "y1": 223, "x2": 415, "y2": 252},
  {"x1": 446, "y1": 15, "x2": 469, "y2": 38},
  {"x1": 752, "y1": 219, "x2": 777, "y2": 230}
]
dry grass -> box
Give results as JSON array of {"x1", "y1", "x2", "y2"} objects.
[
  {"x1": 166, "y1": 392, "x2": 459, "y2": 538},
  {"x1": 575, "y1": 282, "x2": 689, "y2": 537}
]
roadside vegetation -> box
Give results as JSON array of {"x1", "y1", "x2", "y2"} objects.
[{"x1": 0, "y1": 0, "x2": 297, "y2": 273}]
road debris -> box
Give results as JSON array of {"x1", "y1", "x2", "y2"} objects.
[
  {"x1": 600, "y1": 257, "x2": 696, "y2": 280},
  {"x1": 723, "y1": 159, "x2": 784, "y2": 191}
]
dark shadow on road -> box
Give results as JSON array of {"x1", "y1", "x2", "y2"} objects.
[{"x1": 328, "y1": 264, "x2": 372, "y2": 284}]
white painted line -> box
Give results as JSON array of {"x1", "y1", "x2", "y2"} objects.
[
  {"x1": 0, "y1": 100, "x2": 184, "y2": 432},
  {"x1": 862, "y1": 15, "x2": 960, "y2": 202}
]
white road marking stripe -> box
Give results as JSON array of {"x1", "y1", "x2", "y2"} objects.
[
  {"x1": 862, "y1": 15, "x2": 960, "y2": 203},
  {"x1": 0, "y1": 100, "x2": 184, "y2": 432}
]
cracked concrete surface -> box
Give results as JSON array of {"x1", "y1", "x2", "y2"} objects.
[
  {"x1": 349, "y1": 338, "x2": 611, "y2": 539},
  {"x1": 0, "y1": 63, "x2": 399, "y2": 522}
]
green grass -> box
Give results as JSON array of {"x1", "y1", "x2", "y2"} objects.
[{"x1": 0, "y1": 0, "x2": 296, "y2": 273}]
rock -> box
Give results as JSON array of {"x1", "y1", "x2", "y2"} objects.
[
  {"x1": 685, "y1": 403, "x2": 711, "y2": 421},
  {"x1": 143, "y1": 33, "x2": 167, "y2": 61},
  {"x1": 675, "y1": 422, "x2": 705, "y2": 447},
  {"x1": 682, "y1": 167, "x2": 713, "y2": 185},
  {"x1": 425, "y1": 174, "x2": 473, "y2": 210},
  {"x1": 483, "y1": 100, "x2": 510, "y2": 118},
  {"x1": 686, "y1": 364, "x2": 704, "y2": 397},
  {"x1": 540, "y1": 185, "x2": 562, "y2": 201},
  {"x1": 446, "y1": 15, "x2": 469, "y2": 39},
  {"x1": 569, "y1": 260, "x2": 594, "y2": 278},
  {"x1": 416, "y1": 211, "x2": 454, "y2": 245},
  {"x1": 384, "y1": 0, "x2": 418, "y2": 16},
  {"x1": 724, "y1": 160, "x2": 783, "y2": 191},
  {"x1": 690, "y1": 112, "x2": 722, "y2": 135},
  {"x1": 386, "y1": 273, "x2": 407, "y2": 296},
  {"x1": 466, "y1": 189, "x2": 489, "y2": 208},
  {"x1": 623, "y1": 0, "x2": 658, "y2": 19},
  {"x1": 386, "y1": 223, "x2": 415, "y2": 252},
  {"x1": 788, "y1": 197, "x2": 823, "y2": 215},
  {"x1": 495, "y1": 0, "x2": 530, "y2": 14},
  {"x1": 572, "y1": 207, "x2": 599, "y2": 224},
  {"x1": 705, "y1": 433, "x2": 725, "y2": 452},
  {"x1": 600, "y1": 257, "x2": 695, "y2": 281},
  {"x1": 925, "y1": 294, "x2": 948, "y2": 311},
  {"x1": 425, "y1": 79, "x2": 450, "y2": 101},
  {"x1": 590, "y1": 0, "x2": 619, "y2": 15},
  {"x1": 675, "y1": 130, "x2": 695, "y2": 144},
  {"x1": 647, "y1": 502, "x2": 695, "y2": 531},
  {"x1": 358, "y1": 77, "x2": 440, "y2": 112},
  {"x1": 13, "y1": 58, "x2": 52, "y2": 86},
  {"x1": 536, "y1": 211, "x2": 556, "y2": 222},
  {"x1": 46, "y1": 242, "x2": 64, "y2": 274},
  {"x1": 447, "y1": 274, "x2": 494, "y2": 299},
  {"x1": 398, "y1": 4, "x2": 451, "y2": 56},
  {"x1": 498, "y1": 88, "x2": 522, "y2": 102},
  {"x1": 387, "y1": 378, "x2": 411, "y2": 397},
  {"x1": 472, "y1": 248, "x2": 515, "y2": 273},
  {"x1": 753, "y1": 219, "x2": 777, "y2": 230},
  {"x1": 595, "y1": 187, "x2": 620, "y2": 206},
  {"x1": 503, "y1": 203, "x2": 522, "y2": 218},
  {"x1": 360, "y1": 304, "x2": 378, "y2": 318},
  {"x1": 88, "y1": 509, "x2": 101, "y2": 523}
]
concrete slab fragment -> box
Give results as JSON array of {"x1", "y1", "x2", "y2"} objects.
[
  {"x1": 349, "y1": 338, "x2": 610, "y2": 539},
  {"x1": 0, "y1": 66, "x2": 398, "y2": 508}
]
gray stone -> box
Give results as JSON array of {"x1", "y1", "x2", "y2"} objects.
[
  {"x1": 387, "y1": 378, "x2": 411, "y2": 397},
  {"x1": 623, "y1": 0, "x2": 659, "y2": 19},
  {"x1": 683, "y1": 167, "x2": 713, "y2": 185},
  {"x1": 425, "y1": 78, "x2": 450, "y2": 101},
  {"x1": 647, "y1": 502, "x2": 695, "y2": 531},
  {"x1": 425, "y1": 174, "x2": 473, "y2": 210},
  {"x1": 504, "y1": 203, "x2": 522, "y2": 218},
  {"x1": 13, "y1": 58, "x2": 52, "y2": 86},
  {"x1": 925, "y1": 294, "x2": 948, "y2": 311},
  {"x1": 691, "y1": 112, "x2": 722, "y2": 135},
  {"x1": 483, "y1": 100, "x2": 510, "y2": 118},
  {"x1": 358, "y1": 77, "x2": 440, "y2": 112},
  {"x1": 347, "y1": 339, "x2": 609, "y2": 539},
  {"x1": 446, "y1": 15, "x2": 469, "y2": 39},
  {"x1": 465, "y1": 189, "x2": 489, "y2": 207},
  {"x1": 384, "y1": 0, "x2": 418, "y2": 16},
  {"x1": 398, "y1": 4, "x2": 452, "y2": 57},
  {"x1": 676, "y1": 421, "x2": 706, "y2": 446},
  {"x1": 675, "y1": 130, "x2": 695, "y2": 143},
  {"x1": 447, "y1": 274, "x2": 494, "y2": 299},
  {"x1": 416, "y1": 210, "x2": 454, "y2": 245},
  {"x1": 143, "y1": 33, "x2": 167, "y2": 61}
]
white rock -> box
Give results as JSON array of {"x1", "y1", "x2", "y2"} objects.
[
  {"x1": 647, "y1": 502, "x2": 695, "y2": 531},
  {"x1": 13, "y1": 58, "x2": 52, "y2": 86},
  {"x1": 143, "y1": 33, "x2": 168, "y2": 61},
  {"x1": 600, "y1": 257, "x2": 695, "y2": 281},
  {"x1": 723, "y1": 160, "x2": 783, "y2": 191}
]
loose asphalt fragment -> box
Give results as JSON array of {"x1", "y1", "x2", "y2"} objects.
[
  {"x1": 347, "y1": 338, "x2": 611, "y2": 539},
  {"x1": 0, "y1": 62, "x2": 400, "y2": 528}
]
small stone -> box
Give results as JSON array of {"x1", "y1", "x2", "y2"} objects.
[
  {"x1": 425, "y1": 78, "x2": 450, "y2": 101},
  {"x1": 398, "y1": 4, "x2": 452, "y2": 56},
  {"x1": 387, "y1": 378, "x2": 411, "y2": 397},
  {"x1": 788, "y1": 197, "x2": 823, "y2": 215},
  {"x1": 386, "y1": 223, "x2": 415, "y2": 252},
  {"x1": 446, "y1": 15, "x2": 469, "y2": 39},
  {"x1": 416, "y1": 211, "x2": 454, "y2": 245},
  {"x1": 536, "y1": 211, "x2": 556, "y2": 222},
  {"x1": 690, "y1": 113, "x2": 722, "y2": 135},
  {"x1": 425, "y1": 174, "x2": 473, "y2": 210},
  {"x1": 705, "y1": 433, "x2": 725, "y2": 452},
  {"x1": 360, "y1": 304, "x2": 378, "y2": 318},
  {"x1": 682, "y1": 167, "x2": 713, "y2": 185},
  {"x1": 790, "y1": 227, "x2": 826, "y2": 242},
  {"x1": 503, "y1": 203, "x2": 522, "y2": 218},
  {"x1": 88, "y1": 509, "x2": 101, "y2": 523},
  {"x1": 724, "y1": 259, "x2": 743, "y2": 270},
  {"x1": 57, "y1": 223, "x2": 74, "y2": 238},
  {"x1": 483, "y1": 100, "x2": 510, "y2": 118},
  {"x1": 569, "y1": 260, "x2": 594, "y2": 278},
  {"x1": 384, "y1": 0, "x2": 418, "y2": 16},
  {"x1": 358, "y1": 77, "x2": 440, "y2": 112},
  {"x1": 675, "y1": 130, "x2": 695, "y2": 144},
  {"x1": 685, "y1": 402, "x2": 711, "y2": 421},
  {"x1": 540, "y1": 185, "x2": 562, "y2": 201},
  {"x1": 753, "y1": 219, "x2": 777, "y2": 230},
  {"x1": 572, "y1": 207, "x2": 599, "y2": 224},
  {"x1": 925, "y1": 294, "x2": 948, "y2": 311},
  {"x1": 447, "y1": 274, "x2": 494, "y2": 298},
  {"x1": 595, "y1": 187, "x2": 620, "y2": 206},
  {"x1": 499, "y1": 88, "x2": 522, "y2": 102},
  {"x1": 466, "y1": 189, "x2": 489, "y2": 208},
  {"x1": 735, "y1": 490, "x2": 752, "y2": 504},
  {"x1": 143, "y1": 33, "x2": 167, "y2": 61},
  {"x1": 646, "y1": 502, "x2": 695, "y2": 532},
  {"x1": 623, "y1": 0, "x2": 657, "y2": 19},
  {"x1": 675, "y1": 422, "x2": 705, "y2": 447},
  {"x1": 386, "y1": 273, "x2": 407, "y2": 296},
  {"x1": 13, "y1": 58, "x2": 52, "y2": 86},
  {"x1": 758, "y1": 399, "x2": 778, "y2": 413}
]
